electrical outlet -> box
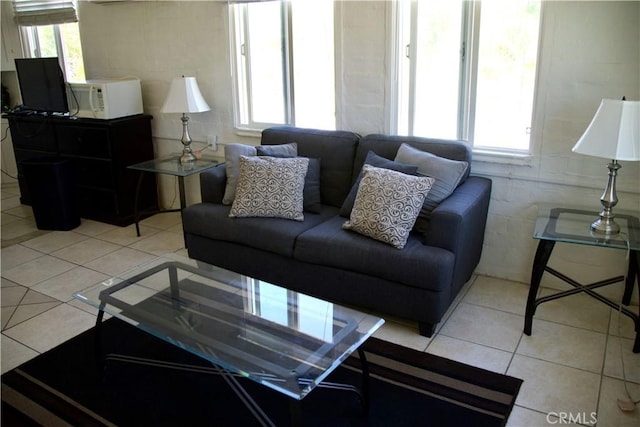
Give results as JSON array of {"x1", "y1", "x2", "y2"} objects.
[{"x1": 207, "y1": 135, "x2": 218, "y2": 151}]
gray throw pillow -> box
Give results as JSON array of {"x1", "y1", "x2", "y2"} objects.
[
  {"x1": 342, "y1": 165, "x2": 434, "y2": 249},
  {"x1": 339, "y1": 151, "x2": 419, "y2": 217},
  {"x1": 223, "y1": 142, "x2": 297, "y2": 205},
  {"x1": 256, "y1": 143, "x2": 298, "y2": 157},
  {"x1": 394, "y1": 143, "x2": 469, "y2": 233},
  {"x1": 230, "y1": 156, "x2": 309, "y2": 221}
]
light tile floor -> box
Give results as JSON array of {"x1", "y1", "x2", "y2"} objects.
[{"x1": 1, "y1": 182, "x2": 638, "y2": 426}]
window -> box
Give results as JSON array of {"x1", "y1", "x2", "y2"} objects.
[
  {"x1": 230, "y1": 0, "x2": 335, "y2": 131},
  {"x1": 394, "y1": 0, "x2": 541, "y2": 153},
  {"x1": 14, "y1": 0, "x2": 85, "y2": 81},
  {"x1": 21, "y1": 23, "x2": 85, "y2": 81}
]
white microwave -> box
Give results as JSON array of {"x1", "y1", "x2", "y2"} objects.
[{"x1": 66, "y1": 78, "x2": 143, "y2": 119}]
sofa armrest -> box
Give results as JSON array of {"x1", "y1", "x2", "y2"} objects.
[
  {"x1": 200, "y1": 164, "x2": 227, "y2": 204},
  {"x1": 424, "y1": 176, "x2": 492, "y2": 287}
]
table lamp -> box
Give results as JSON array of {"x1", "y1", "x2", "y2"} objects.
[
  {"x1": 161, "y1": 76, "x2": 211, "y2": 163},
  {"x1": 572, "y1": 98, "x2": 640, "y2": 235}
]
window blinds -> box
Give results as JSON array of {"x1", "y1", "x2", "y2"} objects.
[{"x1": 13, "y1": 0, "x2": 78, "y2": 26}]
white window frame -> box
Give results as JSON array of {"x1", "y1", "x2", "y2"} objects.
[
  {"x1": 229, "y1": 0, "x2": 293, "y2": 132},
  {"x1": 229, "y1": 0, "x2": 336, "y2": 133},
  {"x1": 19, "y1": 23, "x2": 84, "y2": 82},
  {"x1": 15, "y1": 0, "x2": 84, "y2": 81},
  {"x1": 21, "y1": 25, "x2": 63, "y2": 58},
  {"x1": 390, "y1": 0, "x2": 542, "y2": 158}
]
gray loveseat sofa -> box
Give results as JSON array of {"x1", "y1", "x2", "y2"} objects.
[{"x1": 182, "y1": 126, "x2": 492, "y2": 336}]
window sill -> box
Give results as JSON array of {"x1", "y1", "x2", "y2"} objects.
[
  {"x1": 234, "y1": 127, "x2": 264, "y2": 139},
  {"x1": 472, "y1": 149, "x2": 533, "y2": 167}
]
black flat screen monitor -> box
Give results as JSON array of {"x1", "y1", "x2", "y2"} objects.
[{"x1": 15, "y1": 57, "x2": 69, "y2": 114}]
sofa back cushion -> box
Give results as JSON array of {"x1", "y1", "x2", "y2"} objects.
[
  {"x1": 354, "y1": 135, "x2": 472, "y2": 183},
  {"x1": 261, "y1": 127, "x2": 360, "y2": 208}
]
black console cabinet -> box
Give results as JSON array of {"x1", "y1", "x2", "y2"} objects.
[{"x1": 6, "y1": 114, "x2": 158, "y2": 226}]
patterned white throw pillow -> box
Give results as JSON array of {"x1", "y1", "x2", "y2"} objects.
[
  {"x1": 222, "y1": 142, "x2": 298, "y2": 205},
  {"x1": 343, "y1": 165, "x2": 435, "y2": 249},
  {"x1": 230, "y1": 156, "x2": 309, "y2": 221}
]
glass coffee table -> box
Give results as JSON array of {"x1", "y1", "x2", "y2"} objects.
[{"x1": 74, "y1": 255, "x2": 384, "y2": 425}]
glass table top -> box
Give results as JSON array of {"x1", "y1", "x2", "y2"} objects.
[
  {"x1": 74, "y1": 255, "x2": 384, "y2": 400},
  {"x1": 534, "y1": 204, "x2": 640, "y2": 251},
  {"x1": 128, "y1": 156, "x2": 219, "y2": 177}
]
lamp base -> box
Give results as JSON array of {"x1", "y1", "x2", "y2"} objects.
[
  {"x1": 590, "y1": 159, "x2": 621, "y2": 235},
  {"x1": 591, "y1": 215, "x2": 620, "y2": 235},
  {"x1": 179, "y1": 113, "x2": 196, "y2": 164},
  {"x1": 179, "y1": 150, "x2": 197, "y2": 164}
]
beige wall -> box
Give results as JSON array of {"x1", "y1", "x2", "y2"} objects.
[{"x1": 26, "y1": 1, "x2": 640, "y2": 289}]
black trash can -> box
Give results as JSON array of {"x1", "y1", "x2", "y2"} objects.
[{"x1": 21, "y1": 157, "x2": 80, "y2": 231}]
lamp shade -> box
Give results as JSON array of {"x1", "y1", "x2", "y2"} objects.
[
  {"x1": 572, "y1": 99, "x2": 640, "y2": 161},
  {"x1": 161, "y1": 76, "x2": 210, "y2": 114}
]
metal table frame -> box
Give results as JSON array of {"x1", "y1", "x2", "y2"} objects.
[
  {"x1": 524, "y1": 205, "x2": 639, "y2": 353},
  {"x1": 76, "y1": 257, "x2": 383, "y2": 426},
  {"x1": 128, "y1": 156, "x2": 218, "y2": 237}
]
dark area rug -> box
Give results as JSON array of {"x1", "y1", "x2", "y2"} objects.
[{"x1": 2, "y1": 318, "x2": 522, "y2": 426}]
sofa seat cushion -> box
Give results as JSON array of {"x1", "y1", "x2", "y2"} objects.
[
  {"x1": 294, "y1": 216, "x2": 455, "y2": 291},
  {"x1": 183, "y1": 203, "x2": 338, "y2": 258}
]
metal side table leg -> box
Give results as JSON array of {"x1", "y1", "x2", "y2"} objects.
[
  {"x1": 358, "y1": 347, "x2": 370, "y2": 413},
  {"x1": 525, "y1": 240, "x2": 555, "y2": 335},
  {"x1": 623, "y1": 250, "x2": 639, "y2": 353},
  {"x1": 95, "y1": 306, "x2": 106, "y2": 373},
  {"x1": 134, "y1": 171, "x2": 144, "y2": 237},
  {"x1": 623, "y1": 250, "x2": 638, "y2": 305}
]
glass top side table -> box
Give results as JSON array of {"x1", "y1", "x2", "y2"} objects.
[
  {"x1": 128, "y1": 156, "x2": 219, "y2": 177},
  {"x1": 533, "y1": 204, "x2": 640, "y2": 251},
  {"x1": 128, "y1": 156, "x2": 219, "y2": 237},
  {"x1": 526, "y1": 204, "x2": 639, "y2": 353}
]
